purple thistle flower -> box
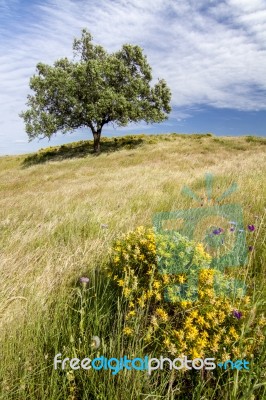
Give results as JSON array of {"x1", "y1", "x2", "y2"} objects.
[
  {"x1": 248, "y1": 245, "x2": 254, "y2": 251},
  {"x1": 230, "y1": 227, "x2": 235, "y2": 232},
  {"x1": 248, "y1": 224, "x2": 255, "y2": 232},
  {"x1": 213, "y1": 227, "x2": 224, "y2": 235},
  {"x1": 232, "y1": 309, "x2": 242, "y2": 320}
]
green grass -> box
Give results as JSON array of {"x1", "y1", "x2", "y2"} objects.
[{"x1": 0, "y1": 133, "x2": 265, "y2": 399}]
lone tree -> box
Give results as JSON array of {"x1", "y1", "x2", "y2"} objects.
[{"x1": 20, "y1": 29, "x2": 172, "y2": 153}]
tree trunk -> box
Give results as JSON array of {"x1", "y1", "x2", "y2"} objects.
[{"x1": 93, "y1": 130, "x2": 101, "y2": 153}]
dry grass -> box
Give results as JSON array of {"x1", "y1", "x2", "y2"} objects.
[{"x1": 0, "y1": 133, "x2": 265, "y2": 332}]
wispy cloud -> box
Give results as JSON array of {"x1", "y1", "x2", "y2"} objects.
[{"x1": 0, "y1": 0, "x2": 266, "y2": 153}]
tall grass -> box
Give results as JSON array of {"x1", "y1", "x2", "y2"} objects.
[{"x1": 0, "y1": 133, "x2": 265, "y2": 399}]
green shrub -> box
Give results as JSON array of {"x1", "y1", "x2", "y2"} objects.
[{"x1": 107, "y1": 226, "x2": 265, "y2": 361}]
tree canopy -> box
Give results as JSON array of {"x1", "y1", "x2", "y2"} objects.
[{"x1": 20, "y1": 29, "x2": 172, "y2": 152}]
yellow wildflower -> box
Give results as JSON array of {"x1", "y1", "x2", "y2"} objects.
[
  {"x1": 156, "y1": 308, "x2": 168, "y2": 322},
  {"x1": 196, "y1": 243, "x2": 205, "y2": 252},
  {"x1": 203, "y1": 321, "x2": 210, "y2": 329},
  {"x1": 198, "y1": 290, "x2": 205, "y2": 300},
  {"x1": 155, "y1": 291, "x2": 162, "y2": 301},
  {"x1": 259, "y1": 315, "x2": 266, "y2": 327},
  {"x1": 191, "y1": 348, "x2": 202, "y2": 360},
  {"x1": 163, "y1": 337, "x2": 171, "y2": 347},
  {"x1": 123, "y1": 327, "x2": 133, "y2": 336},
  {"x1": 201, "y1": 331, "x2": 209, "y2": 339},
  {"x1": 137, "y1": 296, "x2": 145, "y2": 308},
  {"x1": 140, "y1": 239, "x2": 147, "y2": 245},
  {"x1": 218, "y1": 311, "x2": 226, "y2": 323},
  {"x1": 206, "y1": 311, "x2": 216, "y2": 321},
  {"x1": 204, "y1": 288, "x2": 215, "y2": 298},
  {"x1": 210, "y1": 342, "x2": 219, "y2": 353},
  {"x1": 184, "y1": 317, "x2": 193, "y2": 329},
  {"x1": 126, "y1": 310, "x2": 136, "y2": 320},
  {"x1": 148, "y1": 243, "x2": 156, "y2": 251},
  {"x1": 162, "y1": 274, "x2": 170, "y2": 284},
  {"x1": 123, "y1": 287, "x2": 131, "y2": 298},
  {"x1": 229, "y1": 327, "x2": 239, "y2": 340},
  {"x1": 196, "y1": 337, "x2": 207, "y2": 349},
  {"x1": 232, "y1": 347, "x2": 241, "y2": 358},
  {"x1": 199, "y1": 269, "x2": 214, "y2": 284},
  {"x1": 153, "y1": 280, "x2": 161, "y2": 289},
  {"x1": 173, "y1": 330, "x2": 184, "y2": 340},
  {"x1": 145, "y1": 333, "x2": 152, "y2": 342},
  {"x1": 257, "y1": 333, "x2": 265, "y2": 344},
  {"x1": 168, "y1": 343, "x2": 178, "y2": 355},
  {"x1": 186, "y1": 326, "x2": 199, "y2": 341},
  {"x1": 221, "y1": 352, "x2": 231, "y2": 362},
  {"x1": 179, "y1": 341, "x2": 187, "y2": 351},
  {"x1": 190, "y1": 310, "x2": 198, "y2": 319},
  {"x1": 224, "y1": 337, "x2": 233, "y2": 345},
  {"x1": 178, "y1": 275, "x2": 186, "y2": 284},
  {"x1": 212, "y1": 333, "x2": 221, "y2": 343},
  {"x1": 180, "y1": 300, "x2": 188, "y2": 308},
  {"x1": 197, "y1": 315, "x2": 205, "y2": 325}
]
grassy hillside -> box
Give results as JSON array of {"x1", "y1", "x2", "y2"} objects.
[{"x1": 0, "y1": 133, "x2": 265, "y2": 399}]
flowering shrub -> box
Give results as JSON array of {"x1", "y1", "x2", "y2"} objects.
[{"x1": 107, "y1": 226, "x2": 265, "y2": 361}]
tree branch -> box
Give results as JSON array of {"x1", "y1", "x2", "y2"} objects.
[
  {"x1": 88, "y1": 121, "x2": 96, "y2": 134},
  {"x1": 99, "y1": 115, "x2": 112, "y2": 130}
]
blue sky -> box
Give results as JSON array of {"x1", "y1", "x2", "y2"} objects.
[{"x1": 0, "y1": 0, "x2": 266, "y2": 155}]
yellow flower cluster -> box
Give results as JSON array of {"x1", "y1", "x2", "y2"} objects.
[
  {"x1": 123, "y1": 327, "x2": 133, "y2": 336},
  {"x1": 155, "y1": 308, "x2": 168, "y2": 322},
  {"x1": 126, "y1": 310, "x2": 136, "y2": 320},
  {"x1": 195, "y1": 243, "x2": 212, "y2": 260},
  {"x1": 107, "y1": 226, "x2": 261, "y2": 361}
]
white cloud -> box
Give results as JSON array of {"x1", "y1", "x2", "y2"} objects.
[{"x1": 0, "y1": 0, "x2": 266, "y2": 153}]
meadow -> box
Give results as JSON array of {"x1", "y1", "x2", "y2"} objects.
[{"x1": 0, "y1": 133, "x2": 265, "y2": 399}]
